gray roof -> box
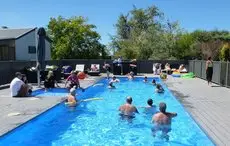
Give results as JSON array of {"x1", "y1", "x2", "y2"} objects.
[{"x1": 0, "y1": 28, "x2": 35, "y2": 40}]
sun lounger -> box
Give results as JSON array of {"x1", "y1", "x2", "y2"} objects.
[
  {"x1": 75, "y1": 64, "x2": 85, "y2": 72},
  {"x1": 88, "y1": 64, "x2": 100, "y2": 76}
]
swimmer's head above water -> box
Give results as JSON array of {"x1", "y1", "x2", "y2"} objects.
[
  {"x1": 126, "y1": 96, "x2": 133, "y2": 104},
  {"x1": 147, "y1": 98, "x2": 153, "y2": 106},
  {"x1": 159, "y1": 102, "x2": 167, "y2": 113},
  {"x1": 112, "y1": 76, "x2": 116, "y2": 80}
]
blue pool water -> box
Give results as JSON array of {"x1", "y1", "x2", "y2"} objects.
[{"x1": 0, "y1": 77, "x2": 214, "y2": 146}]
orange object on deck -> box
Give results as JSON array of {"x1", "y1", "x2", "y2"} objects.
[{"x1": 77, "y1": 72, "x2": 86, "y2": 79}]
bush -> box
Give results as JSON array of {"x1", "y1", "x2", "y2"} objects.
[{"x1": 219, "y1": 43, "x2": 230, "y2": 61}]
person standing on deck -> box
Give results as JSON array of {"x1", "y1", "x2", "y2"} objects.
[{"x1": 206, "y1": 57, "x2": 213, "y2": 86}]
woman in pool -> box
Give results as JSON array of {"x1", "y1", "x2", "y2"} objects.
[
  {"x1": 155, "y1": 84, "x2": 164, "y2": 93},
  {"x1": 152, "y1": 79, "x2": 156, "y2": 86}
]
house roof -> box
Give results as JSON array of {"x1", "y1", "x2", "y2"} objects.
[{"x1": 0, "y1": 28, "x2": 36, "y2": 40}]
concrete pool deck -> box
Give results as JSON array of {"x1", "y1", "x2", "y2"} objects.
[
  {"x1": 0, "y1": 76, "x2": 102, "y2": 137},
  {"x1": 165, "y1": 76, "x2": 230, "y2": 146}
]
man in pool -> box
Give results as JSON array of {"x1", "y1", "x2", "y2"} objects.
[
  {"x1": 119, "y1": 96, "x2": 139, "y2": 118},
  {"x1": 151, "y1": 102, "x2": 177, "y2": 141},
  {"x1": 139, "y1": 99, "x2": 157, "y2": 115}
]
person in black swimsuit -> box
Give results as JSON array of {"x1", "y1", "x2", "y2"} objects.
[{"x1": 206, "y1": 57, "x2": 213, "y2": 86}]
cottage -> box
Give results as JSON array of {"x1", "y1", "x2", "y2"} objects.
[{"x1": 0, "y1": 27, "x2": 51, "y2": 61}]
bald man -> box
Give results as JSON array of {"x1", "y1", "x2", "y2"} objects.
[
  {"x1": 119, "y1": 96, "x2": 139, "y2": 118},
  {"x1": 151, "y1": 102, "x2": 177, "y2": 140}
]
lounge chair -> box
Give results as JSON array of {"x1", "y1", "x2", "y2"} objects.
[
  {"x1": 88, "y1": 64, "x2": 100, "y2": 76},
  {"x1": 75, "y1": 64, "x2": 85, "y2": 72}
]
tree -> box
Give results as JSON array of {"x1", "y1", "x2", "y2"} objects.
[{"x1": 48, "y1": 16, "x2": 108, "y2": 59}]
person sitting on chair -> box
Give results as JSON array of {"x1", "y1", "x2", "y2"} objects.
[
  {"x1": 91, "y1": 64, "x2": 99, "y2": 72},
  {"x1": 178, "y1": 64, "x2": 187, "y2": 73},
  {"x1": 10, "y1": 72, "x2": 30, "y2": 97}
]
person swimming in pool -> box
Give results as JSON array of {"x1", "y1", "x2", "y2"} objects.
[
  {"x1": 151, "y1": 102, "x2": 177, "y2": 141},
  {"x1": 127, "y1": 71, "x2": 134, "y2": 80},
  {"x1": 139, "y1": 99, "x2": 157, "y2": 115},
  {"x1": 143, "y1": 76, "x2": 148, "y2": 82},
  {"x1": 108, "y1": 81, "x2": 116, "y2": 89},
  {"x1": 111, "y1": 76, "x2": 120, "y2": 83},
  {"x1": 152, "y1": 79, "x2": 156, "y2": 86},
  {"x1": 119, "y1": 96, "x2": 139, "y2": 118},
  {"x1": 155, "y1": 84, "x2": 164, "y2": 93},
  {"x1": 65, "y1": 87, "x2": 78, "y2": 107}
]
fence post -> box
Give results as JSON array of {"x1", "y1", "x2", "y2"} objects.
[
  {"x1": 226, "y1": 61, "x2": 229, "y2": 87},
  {"x1": 200, "y1": 61, "x2": 203, "y2": 79},
  {"x1": 193, "y1": 60, "x2": 195, "y2": 73}
]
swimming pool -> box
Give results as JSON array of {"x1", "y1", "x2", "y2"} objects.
[{"x1": 0, "y1": 77, "x2": 215, "y2": 146}]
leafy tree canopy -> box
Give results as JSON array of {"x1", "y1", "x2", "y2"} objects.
[{"x1": 48, "y1": 16, "x2": 109, "y2": 59}]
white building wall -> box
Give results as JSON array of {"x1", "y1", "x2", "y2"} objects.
[{"x1": 15, "y1": 29, "x2": 51, "y2": 61}]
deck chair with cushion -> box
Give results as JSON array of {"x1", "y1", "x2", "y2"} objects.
[
  {"x1": 88, "y1": 64, "x2": 100, "y2": 76},
  {"x1": 75, "y1": 64, "x2": 85, "y2": 72}
]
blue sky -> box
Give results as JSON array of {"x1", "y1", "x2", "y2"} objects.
[{"x1": 0, "y1": 0, "x2": 229, "y2": 44}]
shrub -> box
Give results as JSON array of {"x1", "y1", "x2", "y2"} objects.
[{"x1": 219, "y1": 43, "x2": 230, "y2": 61}]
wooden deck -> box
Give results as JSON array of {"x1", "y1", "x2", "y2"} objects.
[{"x1": 165, "y1": 76, "x2": 230, "y2": 146}]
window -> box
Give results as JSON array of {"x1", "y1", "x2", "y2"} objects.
[{"x1": 28, "y1": 46, "x2": 36, "y2": 54}]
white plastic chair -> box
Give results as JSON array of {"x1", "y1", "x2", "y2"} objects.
[{"x1": 75, "y1": 64, "x2": 85, "y2": 72}]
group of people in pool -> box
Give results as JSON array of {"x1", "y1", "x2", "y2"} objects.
[
  {"x1": 107, "y1": 75, "x2": 175, "y2": 140},
  {"x1": 108, "y1": 74, "x2": 164, "y2": 93},
  {"x1": 119, "y1": 97, "x2": 177, "y2": 141}
]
